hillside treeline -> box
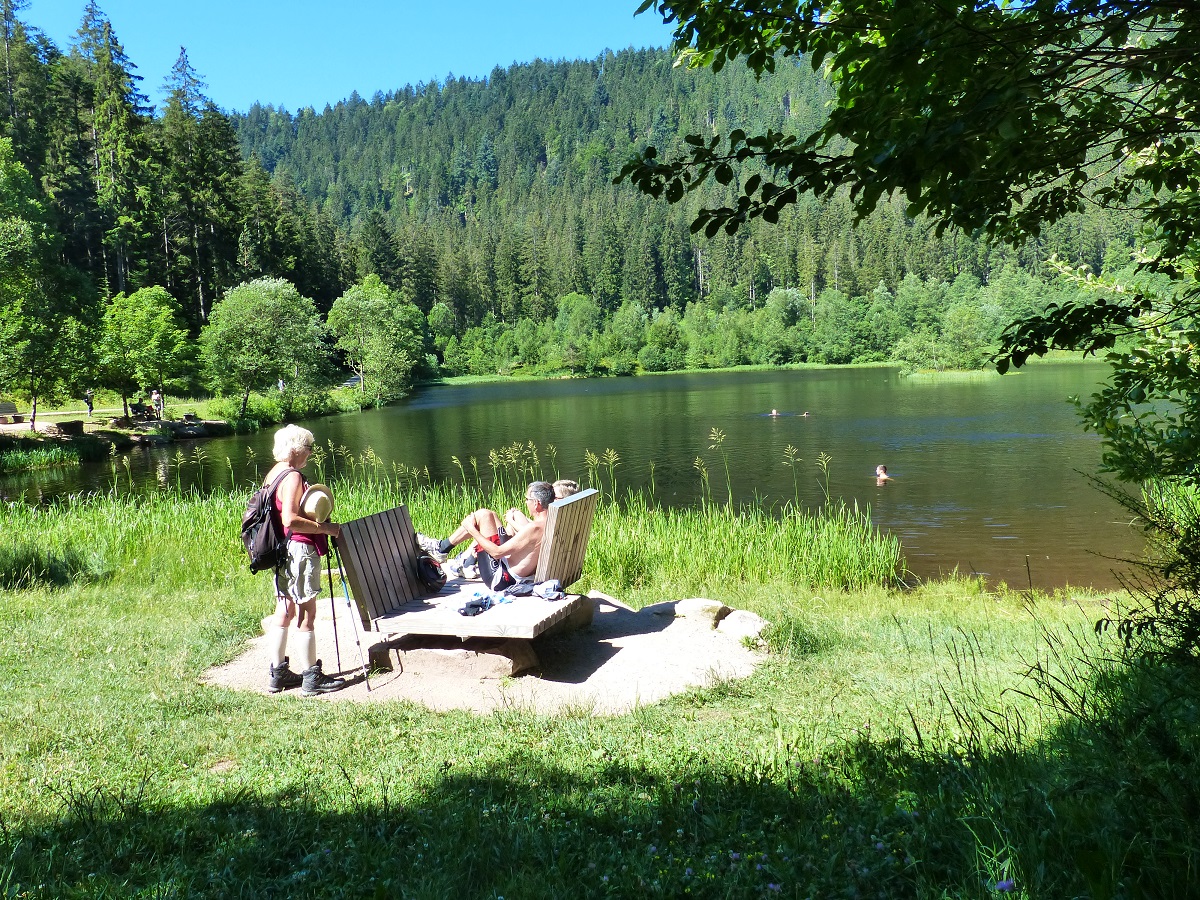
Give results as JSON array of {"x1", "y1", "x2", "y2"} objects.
[{"x1": 1, "y1": 2, "x2": 1141, "y2": 414}]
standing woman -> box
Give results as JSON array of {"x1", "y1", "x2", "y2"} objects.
[{"x1": 263, "y1": 424, "x2": 347, "y2": 696}]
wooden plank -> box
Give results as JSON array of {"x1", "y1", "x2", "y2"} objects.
[
  {"x1": 372, "y1": 589, "x2": 589, "y2": 640},
  {"x1": 362, "y1": 509, "x2": 419, "y2": 613},
  {"x1": 339, "y1": 506, "x2": 441, "y2": 630},
  {"x1": 336, "y1": 521, "x2": 378, "y2": 625},
  {"x1": 364, "y1": 510, "x2": 410, "y2": 612},
  {"x1": 346, "y1": 516, "x2": 390, "y2": 619},
  {"x1": 535, "y1": 488, "x2": 598, "y2": 585},
  {"x1": 547, "y1": 489, "x2": 598, "y2": 586}
]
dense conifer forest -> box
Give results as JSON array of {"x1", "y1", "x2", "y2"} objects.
[{"x1": 1, "y1": 1, "x2": 1141, "y2": 410}]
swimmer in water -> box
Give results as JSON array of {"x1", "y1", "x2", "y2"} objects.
[
  {"x1": 875, "y1": 464, "x2": 892, "y2": 484},
  {"x1": 769, "y1": 409, "x2": 780, "y2": 417}
]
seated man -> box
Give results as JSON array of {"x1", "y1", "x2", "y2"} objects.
[{"x1": 441, "y1": 481, "x2": 555, "y2": 590}]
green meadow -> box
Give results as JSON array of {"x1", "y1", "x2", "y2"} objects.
[{"x1": 1, "y1": 452, "x2": 1197, "y2": 898}]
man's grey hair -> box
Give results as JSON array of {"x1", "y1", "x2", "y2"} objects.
[
  {"x1": 273, "y1": 424, "x2": 315, "y2": 462},
  {"x1": 527, "y1": 481, "x2": 555, "y2": 510}
]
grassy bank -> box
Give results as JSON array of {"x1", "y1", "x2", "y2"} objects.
[{"x1": 1, "y1": 479, "x2": 1196, "y2": 897}]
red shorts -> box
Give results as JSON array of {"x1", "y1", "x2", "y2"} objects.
[{"x1": 474, "y1": 528, "x2": 509, "y2": 554}]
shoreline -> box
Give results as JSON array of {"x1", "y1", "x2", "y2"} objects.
[{"x1": 1, "y1": 351, "x2": 1100, "y2": 457}]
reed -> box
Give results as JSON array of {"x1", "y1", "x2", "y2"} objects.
[{"x1": 0, "y1": 444, "x2": 80, "y2": 474}]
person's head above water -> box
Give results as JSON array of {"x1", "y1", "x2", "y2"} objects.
[
  {"x1": 770, "y1": 409, "x2": 779, "y2": 416},
  {"x1": 875, "y1": 464, "x2": 891, "y2": 479}
]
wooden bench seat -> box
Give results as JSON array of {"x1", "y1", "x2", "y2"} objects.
[
  {"x1": 0, "y1": 401, "x2": 23, "y2": 424},
  {"x1": 337, "y1": 489, "x2": 600, "y2": 646}
]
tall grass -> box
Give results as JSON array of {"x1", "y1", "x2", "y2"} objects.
[{"x1": 0, "y1": 444, "x2": 80, "y2": 474}]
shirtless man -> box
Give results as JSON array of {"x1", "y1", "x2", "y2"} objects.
[
  {"x1": 875, "y1": 464, "x2": 893, "y2": 484},
  {"x1": 442, "y1": 481, "x2": 555, "y2": 590}
]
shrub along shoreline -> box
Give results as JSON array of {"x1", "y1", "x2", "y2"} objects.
[{"x1": 3, "y1": 468, "x2": 1194, "y2": 897}]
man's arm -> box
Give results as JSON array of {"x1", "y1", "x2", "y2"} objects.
[{"x1": 461, "y1": 516, "x2": 539, "y2": 560}]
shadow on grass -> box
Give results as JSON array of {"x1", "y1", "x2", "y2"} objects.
[
  {"x1": 5, "y1": 658, "x2": 1199, "y2": 898},
  {"x1": 0, "y1": 541, "x2": 108, "y2": 589}
]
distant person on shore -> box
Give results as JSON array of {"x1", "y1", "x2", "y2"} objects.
[
  {"x1": 262, "y1": 424, "x2": 347, "y2": 697},
  {"x1": 150, "y1": 388, "x2": 164, "y2": 419},
  {"x1": 84, "y1": 389, "x2": 94, "y2": 418},
  {"x1": 876, "y1": 464, "x2": 892, "y2": 484}
]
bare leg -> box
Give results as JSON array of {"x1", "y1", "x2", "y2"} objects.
[{"x1": 447, "y1": 508, "x2": 501, "y2": 547}]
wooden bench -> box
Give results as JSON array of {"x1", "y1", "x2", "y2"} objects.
[
  {"x1": 336, "y1": 488, "x2": 600, "y2": 647},
  {"x1": 0, "y1": 401, "x2": 24, "y2": 424}
]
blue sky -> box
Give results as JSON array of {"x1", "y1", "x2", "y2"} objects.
[{"x1": 29, "y1": 1, "x2": 677, "y2": 113}]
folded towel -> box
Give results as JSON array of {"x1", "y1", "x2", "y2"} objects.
[{"x1": 533, "y1": 579, "x2": 565, "y2": 601}]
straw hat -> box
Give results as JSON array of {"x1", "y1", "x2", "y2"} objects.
[{"x1": 300, "y1": 483, "x2": 334, "y2": 523}]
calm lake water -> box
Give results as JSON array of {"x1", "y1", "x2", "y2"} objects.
[{"x1": 6, "y1": 362, "x2": 1140, "y2": 590}]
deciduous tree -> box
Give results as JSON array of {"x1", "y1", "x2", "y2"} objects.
[{"x1": 199, "y1": 277, "x2": 327, "y2": 418}]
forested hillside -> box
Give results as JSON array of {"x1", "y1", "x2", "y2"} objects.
[
  {"x1": 1, "y1": 1, "x2": 1143, "y2": 414},
  {"x1": 234, "y1": 46, "x2": 1139, "y2": 374}
]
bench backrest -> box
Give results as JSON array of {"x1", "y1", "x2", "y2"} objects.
[
  {"x1": 338, "y1": 488, "x2": 601, "y2": 627},
  {"x1": 337, "y1": 506, "x2": 426, "y2": 624},
  {"x1": 0, "y1": 402, "x2": 17, "y2": 416},
  {"x1": 534, "y1": 487, "x2": 599, "y2": 586}
]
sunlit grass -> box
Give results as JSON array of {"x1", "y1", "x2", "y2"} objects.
[{"x1": 0, "y1": 445, "x2": 1193, "y2": 897}]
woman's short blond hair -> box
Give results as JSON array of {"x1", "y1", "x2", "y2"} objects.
[
  {"x1": 553, "y1": 479, "x2": 580, "y2": 499},
  {"x1": 273, "y1": 424, "x2": 315, "y2": 462}
]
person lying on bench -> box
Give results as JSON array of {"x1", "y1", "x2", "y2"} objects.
[{"x1": 440, "y1": 481, "x2": 554, "y2": 590}]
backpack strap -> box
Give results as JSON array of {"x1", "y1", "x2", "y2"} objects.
[{"x1": 265, "y1": 466, "x2": 299, "y2": 499}]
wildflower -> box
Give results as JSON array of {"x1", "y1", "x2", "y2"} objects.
[
  {"x1": 875, "y1": 842, "x2": 886, "y2": 851},
  {"x1": 995, "y1": 879, "x2": 1015, "y2": 892},
  {"x1": 730, "y1": 852, "x2": 741, "y2": 861},
  {"x1": 767, "y1": 884, "x2": 782, "y2": 893},
  {"x1": 685, "y1": 868, "x2": 693, "y2": 876},
  {"x1": 648, "y1": 845, "x2": 657, "y2": 854}
]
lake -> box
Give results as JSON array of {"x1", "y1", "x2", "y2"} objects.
[{"x1": 5, "y1": 362, "x2": 1139, "y2": 590}]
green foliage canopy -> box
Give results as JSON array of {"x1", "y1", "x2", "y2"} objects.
[
  {"x1": 98, "y1": 286, "x2": 192, "y2": 416},
  {"x1": 327, "y1": 275, "x2": 427, "y2": 404},
  {"x1": 199, "y1": 277, "x2": 327, "y2": 418},
  {"x1": 625, "y1": 0, "x2": 1200, "y2": 483}
]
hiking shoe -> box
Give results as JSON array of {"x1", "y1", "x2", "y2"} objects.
[
  {"x1": 416, "y1": 533, "x2": 448, "y2": 562},
  {"x1": 444, "y1": 557, "x2": 465, "y2": 579},
  {"x1": 300, "y1": 660, "x2": 346, "y2": 697},
  {"x1": 463, "y1": 563, "x2": 480, "y2": 581},
  {"x1": 268, "y1": 657, "x2": 302, "y2": 693}
]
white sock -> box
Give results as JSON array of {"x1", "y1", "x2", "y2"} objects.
[
  {"x1": 269, "y1": 626, "x2": 288, "y2": 667},
  {"x1": 297, "y1": 631, "x2": 317, "y2": 669}
]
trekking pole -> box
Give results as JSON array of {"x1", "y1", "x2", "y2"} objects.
[
  {"x1": 331, "y1": 538, "x2": 371, "y2": 692},
  {"x1": 327, "y1": 552, "x2": 342, "y2": 674}
]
